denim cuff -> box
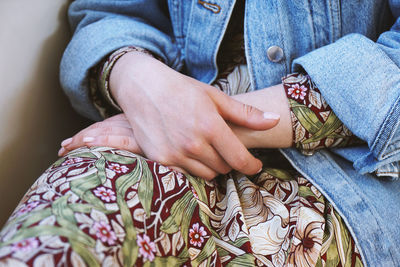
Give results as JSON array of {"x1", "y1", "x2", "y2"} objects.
[{"x1": 292, "y1": 33, "x2": 400, "y2": 176}]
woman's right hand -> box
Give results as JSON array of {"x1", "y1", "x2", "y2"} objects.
[{"x1": 66, "y1": 51, "x2": 280, "y2": 180}]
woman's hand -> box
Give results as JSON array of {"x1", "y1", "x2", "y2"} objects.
[
  {"x1": 58, "y1": 114, "x2": 143, "y2": 156},
  {"x1": 61, "y1": 52, "x2": 280, "y2": 180},
  {"x1": 107, "y1": 51, "x2": 279, "y2": 180}
]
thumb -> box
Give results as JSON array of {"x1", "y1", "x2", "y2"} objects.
[{"x1": 206, "y1": 87, "x2": 280, "y2": 130}]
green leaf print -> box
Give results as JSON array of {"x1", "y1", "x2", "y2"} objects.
[
  {"x1": 289, "y1": 99, "x2": 323, "y2": 134},
  {"x1": 298, "y1": 185, "x2": 325, "y2": 203},
  {"x1": 145, "y1": 256, "x2": 188, "y2": 266},
  {"x1": 0, "y1": 225, "x2": 94, "y2": 248},
  {"x1": 159, "y1": 216, "x2": 180, "y2": 234},
  {"x1": 69, "y1": 203, "x2": 97, "y2": 214},
  {"x1": 302, "y1": 112, "x2": 343, "y2": 144},
  {"x1": 95, "y1": 156, "x2": 107, "y2": 184},
  {"x1": 263, "y1": 168, "x2": 295, "y2": 181},
  {"x1": 52, "y1": 196, "x2": 77, "y2": 226},
  {"x1": 199, "y1": 209, "x2": 220, "y2": 238},
  {"x1": 354, "y1": 256, "x2": 364, "y2": 267},
  {"x1": 137, "y1": 160, "x2": 154, "y2": 218},
  {"x1": 180, "y1": 198, "x2": 198, "y2": 246},
  {"x1": 75, "y1": 151, "x2": 99, "y2": 158},
  {"x1": 334, "y1": 210, "x2": 352, "y2": 267},
  {"x1": 1, "y1": 207, "x2": 52, "y2": 230},
  {"x1": 70, "y1": 240, "x2": 100, "y2": 267},
  {"x1": 186, "y1": 175, "x2": 209, "y2": 205},
  {"x1": 326, "y1": 238, "x2": 341, "y2": 267},
  {"x1": 160, "y1": 191, "x2": 192, "y2": 234},
  {"x1": 101, "y1": 152, "x2": 137, "y2": 165},
  {"x1": 192, "y1": 237, "x2": 217, "y2": 267},
  {"x1": 114, "y1": 159, "x2": 141, "y2": 267},
  {"x1": 51, "y1": 196, "x2": 99, "y2": 260},
  {"x1": 70, "y1": 172, "x2": 107, "y2": 211},
  {"x1": 226, "y1": 253, "x2": 256, "y2": 266}
]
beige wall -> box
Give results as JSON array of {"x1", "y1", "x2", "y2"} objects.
[{"x1": 0, "y1": 0, "x2": 89, "y2": 227}]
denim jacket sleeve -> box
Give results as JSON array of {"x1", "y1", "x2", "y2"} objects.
[
  {"x1": 292, "y1": 3, "x2": 400, "y2": 176},
  {"x1": 60, "y1": 0, "x2": 181, "y2": 121}
]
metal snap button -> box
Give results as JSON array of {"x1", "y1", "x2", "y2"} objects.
[{"x1": 267, "y1": 45, "x2": 284, "y2": 62}]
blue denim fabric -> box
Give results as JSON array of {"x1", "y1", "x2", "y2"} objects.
[{"x1": 60, "y1": 1, "x2": 400, "y2": 265}]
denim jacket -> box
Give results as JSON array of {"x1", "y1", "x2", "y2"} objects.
[{"x1": 60, "y1": 1, "x2": 400, "y2": 265}]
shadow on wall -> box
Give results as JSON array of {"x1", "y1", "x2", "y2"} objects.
[{"x1": 0, "y1": 1, "x2": 90, "y2": 227}]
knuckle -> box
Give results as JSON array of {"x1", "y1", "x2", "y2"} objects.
[
  {"x1": 120, "y1": 137, "x2": 131, "y2": 148},
  {"x1": 98, "y1": 135, "x2": 109, "y2": 144},
  {"x1": 153, "y1": 150, "x2": 179, "y2": 166},
  {"x1": 198, "y1": 119, "x2": 217, "y2": 139},
  {"x1": 183, "y1": 139, "x2": 203, "y2": 155}
]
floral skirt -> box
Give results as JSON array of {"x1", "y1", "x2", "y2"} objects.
[{"x1": 0, "y1": 146, "x2": 363, "y2": 266}]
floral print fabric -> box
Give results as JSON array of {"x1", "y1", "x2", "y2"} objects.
[
  {"x1": 0, "y1": 147, "x2": 363, "y2": 266},
  {"x1": 89, "y1": 46, "x2": 157, "y2": 119},
  {"x1": 282, "y1": 73, "x2": 362, "y2": 155}
]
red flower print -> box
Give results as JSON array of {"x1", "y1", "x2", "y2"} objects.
[
  {"x1": 11, "y1": 238, "x2": 39, "y2": 253},
  {"x1": 189, "y1": 223, "x2": 207, "y2": 247},
  {"x1": 16, "y1": 201, "x2": 40, "y2": 215},
  {"x1": 107, "y1": 163, "x2": 129, "y2": 174},
  {"x1": 288, "y1": 84, "x2": 307, "y2": 100},
  {"x1": 137, "y1": 234, "x2": 156, "y2": 262},
  {"x1": 93, "y1": 221, "x2": 117, "y2": 245},
  {"x1": 93, "y1": 187, "x2": 116, "y2": 202},
  {"x1": 61, "y1": 157, "x2": 83, "y2": 166},
  {"x1": 191, "y1": 186, "x2": 199, "y2": 200}
]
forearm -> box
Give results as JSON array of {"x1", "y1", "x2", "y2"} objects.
[{"x1": 230, "y1": 84, "x2": 293, "y2": 148}]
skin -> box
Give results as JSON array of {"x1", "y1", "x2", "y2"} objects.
[{"x1": 59, "y1": 51, "x2": 293, "y2": 180}]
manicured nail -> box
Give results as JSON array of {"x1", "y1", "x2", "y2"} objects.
[
  {"x1": 61, "y1": 137, "x2": 73, "y2": 147},
  {"x1": 58, "y1": 147, "x2": 66, "y2": 157},
  {"x1": 83, "y1": 137, "x2": 95, "y2": 143},
  {"x1": 263, "y1": 112, "x2": 280, "y2": 120}
]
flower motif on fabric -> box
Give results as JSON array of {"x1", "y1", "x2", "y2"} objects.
[
  {"x1": 189, "y1": 223, "x2": 207, "y2": 247},
  {"x1": 11, "y1": 238, "x2": 39, "y2": 253},
  {"x1": 137, "y1": 234, "x2": 156, "y2": 262},
  {"x1": 16, "y1": 201, "x2": 40, "y2": 215},
  {"x1": 61, "y1": 157, "x2": 83, "y2": 166},
  {"x1": 191, "y1": 186, "x2": 199, "y2": 200},
  {"x1": 287, "y1": 209, "x2": 324, "y2": 267},
  {"x1": 287, "y1": 84, "x2": 307, "y2": 100},
  {"x1": 93, "y1": 221, "x2": 117, "y2": 245},
  {"x1": 93, "y1": 187, "x2": 116, "y2": 202},
  {"x1": 106, "y1": 163, "x2": 129, "y2": 178}
]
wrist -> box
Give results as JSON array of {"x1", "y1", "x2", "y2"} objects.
[{"x1": 109, "y1": 50, "x2": 156, "y2": 105}]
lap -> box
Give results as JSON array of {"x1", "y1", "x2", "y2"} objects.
[{"x1": 0, "y1": 147, "x2": 362, "y2": 266}]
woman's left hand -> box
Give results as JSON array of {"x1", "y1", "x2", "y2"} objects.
[{"x1": 58, "y1": 113, "x2": 143, "y2": 157}]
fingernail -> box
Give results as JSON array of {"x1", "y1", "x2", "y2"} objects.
[
  {"x1": 83, "y1": 137, "x2": 95, "y2": 143},
  {"x1": 263, "y1": 112, "x2": 280, "y2": 120},
  {"x1": 58, "y1": 147, "x2": 66, "y2": 157},
  {"x1": 257, "y1": 167, "x2": 263, "y2": 173},
  {"x1": 61, "y1": 137, "x2": 72, "y2": 147}
]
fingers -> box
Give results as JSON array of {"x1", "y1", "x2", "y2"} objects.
[
  {"x1": 210, "y1": 117, "x2": 263, "y2": 175},
  {"x1": 176, "y1": 157, "x2": 218, "y2": 180},
  {"x1": 206, "y1": 86, "x2": 280, "y2": 130},
  {"x1": 83, "y1": 135, "x2": 143, "y2": 154},
  {"x1": 59, "y1": 118, "x2": 141, "y2": 156},
  {"x1": 180, "y1": 139, "x2": 232, "y2": 175}
]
